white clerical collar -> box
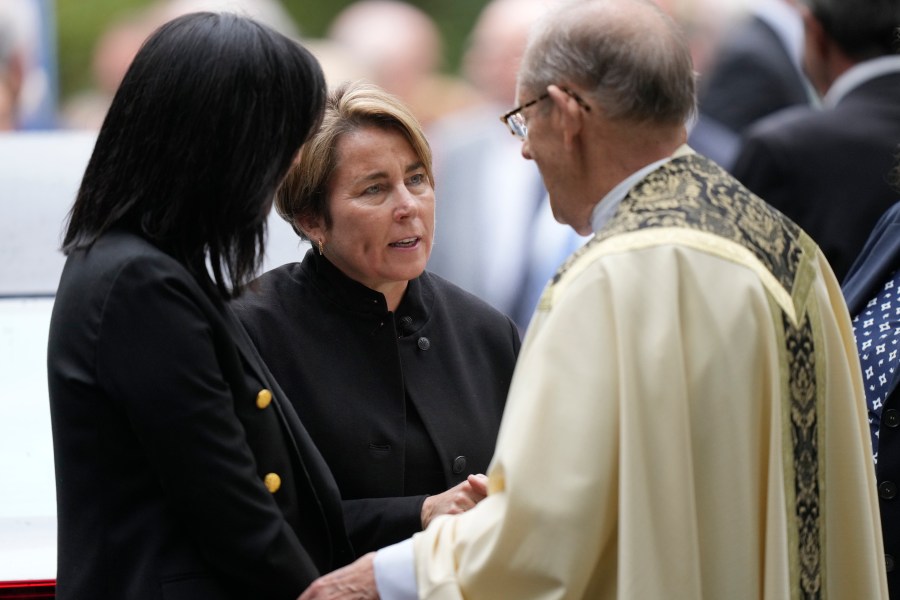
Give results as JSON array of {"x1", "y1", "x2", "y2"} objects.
[
  {"x1": 589, "y1": 145, "x2": 693, "y2": 233},
  {"x1": 823, "y1": 55, "x2": 900, "y2": 109}
]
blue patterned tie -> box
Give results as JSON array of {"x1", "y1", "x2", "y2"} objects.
[{"x1": 851, "y1": 269, "x2": 900, "y2": 464}]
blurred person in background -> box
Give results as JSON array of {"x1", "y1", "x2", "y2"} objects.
[
  {"x1": 697, "y1": 0, "x2": 815, "y2": 139},
  {"x1": 0, "y1": 4, "x2": 24, "y2": 130},
  {"x1": 60, "y1": 4, "x2": 165, "y2": 129},
  {"x1": 232, "y1": 81, "x2": 520, "y2": 557},
  {"x1": 47, "y1": 12, "x2": 353, "y2": 598},
  {"x1": 426, "y1": 0, "x2": 583, "y2": 332},
  {"x1": 61, "y1": 0, "x2": 301, "y2": 129},
  {"x1": 651, "y1": 0, "x2": 758, "y2": 169},
  {"x1": 327, "y1": 0, "x2": 480, "y2": 127},
  {"x1": 0, "y1": 0, "x2": 55, "y2": 130},
  {"x1": 731, "y1": 0, "x2": 900, "y2": 280}
]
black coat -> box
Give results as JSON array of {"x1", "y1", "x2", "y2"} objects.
[
  {"x1": 47, "y1": 231, "x2": 353, "y2": 600},
  {"x1": 233, "y1": 250, "x2": 520, "y2": 554},
  {"x1": 698, "y1": 15, "x2": 810, "y2": 134},
  {"x1": 843, "y1": 200, "x2": 900, "y2": 597},
  {"x1": 731, "y1": 70, "x2": 900, "y2": 280}
]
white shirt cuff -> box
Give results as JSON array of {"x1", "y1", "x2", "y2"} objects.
[{"x1": 373, "y1": 537, "x2": 418, "y2": 600}]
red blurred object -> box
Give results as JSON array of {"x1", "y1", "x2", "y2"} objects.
[{"x1": 0, "y1": 580, "x2": 55, "y2": 599}]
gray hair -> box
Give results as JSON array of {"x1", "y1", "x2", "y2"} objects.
[{"x1": 518, "y1": 0, "x2": 696, "y2": 125}]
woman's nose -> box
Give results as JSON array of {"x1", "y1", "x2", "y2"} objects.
[{"x1": 393, "y1": 186, "x2": 418, "y2": 219}]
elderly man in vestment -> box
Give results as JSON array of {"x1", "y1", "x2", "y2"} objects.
[{"x1": 299, "y1": 0, "x2": 888, "y2": 598}]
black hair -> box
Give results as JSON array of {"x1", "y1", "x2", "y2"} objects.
[
  {"x1": 62, "y1": 11, "x2": 327, "y2": 298},
  {"x1": 805, "y1": 0, "x2": 900, "y2": 60}
]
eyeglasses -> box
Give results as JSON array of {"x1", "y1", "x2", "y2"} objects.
[{"x1": 499, "y1": 86, "x2": 591, "y2": 139}]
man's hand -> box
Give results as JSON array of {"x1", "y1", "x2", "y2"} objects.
[
  {"x1": 421, "y1": 474, "x2": 489, "y2": 529},
  {"x1": 298, "y1": 552, "x2": 378, "y2": 600}
]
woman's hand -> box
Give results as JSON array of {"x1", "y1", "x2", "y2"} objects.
[{"x1": 420, "y1": 474, "x2": 489, "y2": 529}]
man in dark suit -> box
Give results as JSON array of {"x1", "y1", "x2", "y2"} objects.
[
  {"x1": 731, "y1": 0, "x2": 900, "y2": 280},
  {"x1": 843, "y1": 196, "x2": 900, "y2": 597}
]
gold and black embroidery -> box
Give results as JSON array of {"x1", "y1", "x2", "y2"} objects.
[
  {"x1": 548, "y1": 152, "x2": 823, "y2": 595},
  {"x1": 552, "y1": 153, "x2": 804, "y2": 290},
  {"x1": 784, "y1": 312, "x2": 822, "y2": 599}
]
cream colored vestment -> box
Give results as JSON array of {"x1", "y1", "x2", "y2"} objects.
[{"x1": 413, "y1": 153, "x2": 888, "y2": 599}]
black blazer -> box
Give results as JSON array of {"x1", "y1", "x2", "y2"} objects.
[
  {"x1": 233, "y1": 250, "x2": 520, "y2": 554},
  {"x1": 698, "y1": 15, "x2": 810, "y2": 134},
  {"x1": 843, "y1": 200, "x2": 900, "y2": 597},
  {"x1": 732, "y1": 70, "x2": 900, "y2": 280},
  {"x1": 47, "y1": 231, "x2": 353, "y2": 600}
]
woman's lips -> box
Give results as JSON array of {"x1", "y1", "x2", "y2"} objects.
[{"x1": 389, "y1": 237, "x2": 420, "y2": 248}]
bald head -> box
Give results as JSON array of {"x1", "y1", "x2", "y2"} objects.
[
  {"x1": 462, "y1": 0, "x2": 550, "y2": 105},
  {"x1": 328, "y1": 0, "x2": 441, "y2": 97},
  {"x1": 519, "y1": 0, "x2": 696, "y2": 125}
]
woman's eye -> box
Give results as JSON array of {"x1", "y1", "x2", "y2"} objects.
[
  {"x1": 364, "y1": 184, "x2": 381, "y2": 195},
  {"x1": 408, "y1": 173, "x2": 425, "y2": 186}
]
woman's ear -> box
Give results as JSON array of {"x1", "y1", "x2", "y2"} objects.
[{"x1": 296, "y1": 215, "x2": 324, "y2": 244}]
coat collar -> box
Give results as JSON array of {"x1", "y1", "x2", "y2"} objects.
[
  {"x1": 823, "y1": 57, "x2": 900, "y2": 109},
  {"x1": 301, "y1": 249, "x2": 434, "y2": 334},
  {"x1": 220, "y1": 299, "x2": 343, "y2": 564},
  {"x1": 843, "y1": 221, "x2": 900, "y2": 314}
]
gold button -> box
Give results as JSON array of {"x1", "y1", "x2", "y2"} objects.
[
  {"x1": 264, "y1": 472, "x2": 281, "y2": 493},
  {"x1": 256, "y1": 389, "x2": 272, "y2": 410}
]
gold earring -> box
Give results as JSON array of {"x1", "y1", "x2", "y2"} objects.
[{"x1": 317, "y1": 239, "x2": 325, "y2": 255}]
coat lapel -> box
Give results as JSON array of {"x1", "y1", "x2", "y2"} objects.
[{"x1": 222, "y1": 303, "x2": 341, "y2": 564}]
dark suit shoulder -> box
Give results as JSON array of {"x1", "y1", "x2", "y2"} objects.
[
  {"x1": 421, "y1": 270, "x2": 508, "y2": 317},
  {"x1": 743, "y1": 104, "x2": 822, "y2": 141},
  {"x1": 842, "y1": 201, "x2": 900, "y2": 311},
  {"x1": 55, "y1": 231, "x2": 207, "y2": 321},
  {"x1": 232, "y1": 262, "x2": 306, "y2": 331},
  {"x1": 66, "y1": 231, "x2": 175, "y2": 276}
]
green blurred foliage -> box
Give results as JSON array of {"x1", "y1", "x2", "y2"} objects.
[
  {"x1": 55, "y1": 0, "x2": 488, "y2": 103},
  {"x1": 286, "y1": 0, "x2": 487, "y2": 72},
  {"x1": 56, "y1": 0, "x2": 150, "y2": 99}
]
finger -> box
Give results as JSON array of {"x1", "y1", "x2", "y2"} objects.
[
  {"x1": 299, "y1": 576, "x2": 338, "y2": 600},
  {"x1": 468, "y1": 473, "x2": 489, "y2": 493},
  {"x1": 452, "y1": 492, "x2": 477, "y2": 511},
  {"x1": 454, "y1": 491, "x2": 478, "y2": 506}
]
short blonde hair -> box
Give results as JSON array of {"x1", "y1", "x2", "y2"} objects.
[{"x1": 276, "y1": 80, "x2": 434, "y2": 238}]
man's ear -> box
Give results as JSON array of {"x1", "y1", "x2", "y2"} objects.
[
  {"x1": 547, "y1": 84, "x2": 585, "y2": 151},
  {"x1": 798, "y1": 4, "x2": 831, "y2": 95}
]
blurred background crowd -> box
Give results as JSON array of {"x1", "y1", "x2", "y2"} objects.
[
  {"x1": 6, "y1": 0, "x2": 894, "y2": 331},
  {"x1": 1, "y1": 0, "x2": 759, "y2": 133}
]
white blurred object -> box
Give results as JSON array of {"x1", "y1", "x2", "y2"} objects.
[{"x1": 0, "y1": 129, "x2": 313, "y2": 582}]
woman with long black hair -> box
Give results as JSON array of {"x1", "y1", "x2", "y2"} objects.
[{"x1": 47, "y1": 12, "x2": 353, "y2": 599}]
